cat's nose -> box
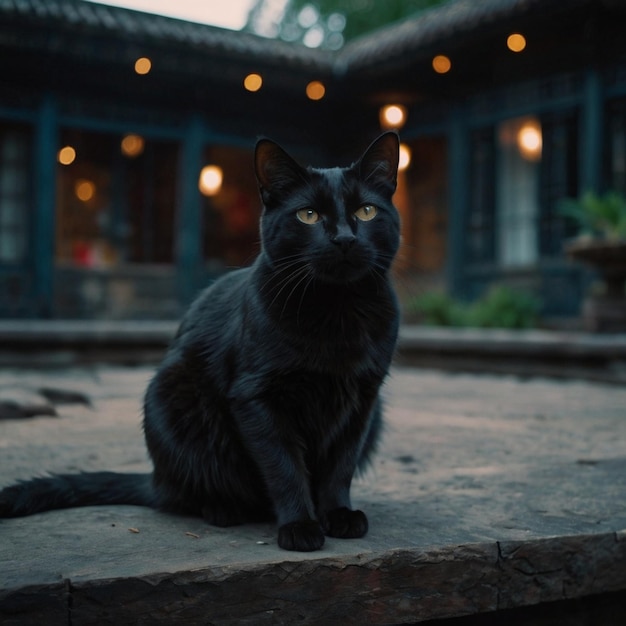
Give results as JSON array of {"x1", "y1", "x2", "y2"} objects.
[{"x1": 332, "y1": 232, "x2": 356, "y2": 253}]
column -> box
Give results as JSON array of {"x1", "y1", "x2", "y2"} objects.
[
  {"x1": 33, "y1": 94, "x2": 58, "y2": 317},
  {"x1": 446, "y1": 103, "x2": 470, "y2": 299},
  {"x1": 580, "y1": 67, "x2": 603, "y2": 193},
  {"x1": 176, "y1": 115, "x2": 205, "y2": 306}
]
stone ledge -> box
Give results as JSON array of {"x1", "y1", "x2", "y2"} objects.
[
  {"x1": 1, "y1": 532, "x2": 624, "y2": 625},
  {"x1": 2, "y1": 321, "x2": 626, "y2": 381},
  {"x1": 396, "y1": 327, "x2": 626, "y2": 383}
]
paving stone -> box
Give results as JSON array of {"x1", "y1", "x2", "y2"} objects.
[
  {"x1": 0, "y1": 366, "x2": 625, "y2": 624},
  {"x1": 0, "y1": 388, "x2": 56, "y2": 420}
]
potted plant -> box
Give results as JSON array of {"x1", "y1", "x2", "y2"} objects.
[{"x1": 560, "y1": 190, "x2": 626, "y2": 332}]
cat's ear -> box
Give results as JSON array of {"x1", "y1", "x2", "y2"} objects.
[
  {"x1": 255, "y1": 139, "x2": 307, "y2": 202},
  {"x1": 357, "y1": 132, "x2": 399, "y2": 193}
]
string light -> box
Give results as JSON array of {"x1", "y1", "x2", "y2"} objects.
[
  {"x1": 199, "y1": 165, "x2": 223, "y2": 196},
  {"x1": 134, "y1": 57, "x2": 152, "y2": 75},
  {"x1": 58, "y1": 146, "x2": 76, "y2": 165},
  {"x1": 507, "y1": 33, "x2": 527, "y2": 52},
  {"x1": 306, "y1": 81, "x2": 326, "y2": 101},
  {"x1": 75, "y1": 179, "x2": 96, "y2": 202},
  {"x1": 399, "y1": 144, "x2": 411, "y2": 171},
  {"x1": 380, "y1": 104, "x2": 407, "y2": 129},
  {"x1": 517, "y1": 119, "x2": 542, "y2": 161},
  {"x1": 432, "y1": 55, "x2": 451, "y2": 74},
  {"x1": 121, "y1": 134, "x2": 144, "y2": 158},
  {"x1": 244, "y1": 73, "x2": 263, "y2": 92}
]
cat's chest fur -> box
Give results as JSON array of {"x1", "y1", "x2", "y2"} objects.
[{"x1": 253, "y1": 274, "x2": 397, "y2": 373}]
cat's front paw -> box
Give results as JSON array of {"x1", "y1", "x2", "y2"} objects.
[
  {"x1": 278, "y1": 520, "x2": 325, "y2": 551},
  {"x1": 321, "y1": 507, "x2": 368, "y2": 539}
]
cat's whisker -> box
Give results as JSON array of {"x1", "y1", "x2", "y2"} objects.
[
  {"x1": 267, "y1": 254, "x2": 310, "y2": 274},
  {"x1": 261, "y1": 264, "x2": 308, "y2": 299},
  {"x1": 267, "y1": 264, "x2": 312, "y2": 312},
  {"x1": 296, "y1": 272, "x2": 315, "y2": 328},
  {"x1": 280, "y1": 265, "x2": 314, "y2": 321},
  {"x1": 258, "y1": 257, "x2": 308, "y2": 295}
]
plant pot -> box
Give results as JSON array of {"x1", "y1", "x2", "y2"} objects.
[{"x1": 565, "y1": 239, "x2": 626, "y2": 332}]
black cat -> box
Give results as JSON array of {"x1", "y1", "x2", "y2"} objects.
[{"x1": 0, "y1": 132, "x2": 401, "y2": 552}]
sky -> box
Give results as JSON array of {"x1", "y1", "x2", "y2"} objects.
[{"x1": 86, "y1": 0, "x2": 258, "y2": 30}]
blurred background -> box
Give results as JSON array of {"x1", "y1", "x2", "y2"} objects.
[{"x1": 1, "y1": 0, "x2": 625, "y2": 332}]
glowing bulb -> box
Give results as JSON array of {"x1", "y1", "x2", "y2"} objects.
[
  {"x1": 432, "y1": 55, "x2": 451, "y2": 74},
  {"x1": 306, "y1": 81, "x2": 326, "y2": 101},
  {"x1": 517, "y1": 121, "x2": 542, "y2": 161},
  {"x1": 58, "y1": 145, "x2": 76, "y2": 165},
  {"x1": 121, "y1": 134, "x2": 144, "y2": 157},
  {"x1": 244, "y1": 73, "x2": 263, "y2": 92},
  {"x1": 398, "y1": 144, "x2": 411, "y2": 171},
  {"x1": 199, "y1": 165, "x2": 223, "y2": 196},
  {"x1": 75, "y1": 179, "x2": 96, "y2": 202},
  {"x1": 380, "y1": 104, "x2": 407, "y2": 129},
  {"x1": 507, "y1": 33, "x2": 526, "y2": 52},
  {"x1": 134, "y1": 57, "x2": 152, "y2": 75}
]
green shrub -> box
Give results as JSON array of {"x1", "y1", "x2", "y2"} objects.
[
  {"x1": 559, "y1": 190, "x2": 626, "y2": 240},
  {"x1": 409, "y1": 291, "x2": 466, "y2": 327},
  {"x1": 409, "y1": 286, "x2": 540, "y2": 329},
  {"x1": 466, "y1": 286, "x2": 540, "y2": 329}
]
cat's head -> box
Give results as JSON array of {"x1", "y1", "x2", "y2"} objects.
[{"x1": 254, "y1": 132, "x2": 400, "y2": 284}]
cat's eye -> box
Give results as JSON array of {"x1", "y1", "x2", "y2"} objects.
[
  {"x1": 296, "y1": 208, "x2": 321, "y2": 225},
  {"x1": 354, "y1": 204, "x2": 378, "y2": 221}
]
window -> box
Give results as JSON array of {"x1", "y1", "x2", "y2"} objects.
[
  {"x1": 55, "y1": 129, "x2": 177, "y2": 267},
  {"x1": 396, "y1": 136, "x2": 448, "y2": 275},
  {"x1": 467, "y1": 128, "x2": 496, "y2": 265},
  {"x1": 0, "y1": 125, "x2": 30, "y2": 264},
  {"x1": 538, "y1": 112, "x2": 578, "y2": 255},
  {"x1": 496, "y1": 116, "x2": 542, "y2": 268},
  {"x1": 468, "y1": 113, "x2": 578, "y2": 268},
  {"x1": 200, "y1": 145, "x2": 261, "y2": 271}
]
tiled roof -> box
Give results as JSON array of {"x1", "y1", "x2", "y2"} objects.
[
  {"x1": 0, "y1": 0, "x2": 617, "y2": 76},
  {"x1": 335, "y1": 0, "x2": 591, "y2": 73},
  {"x1": 0, "y1": 0, "x2": 333, "y2": 72}
]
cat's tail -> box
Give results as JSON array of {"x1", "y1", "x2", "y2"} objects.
[{"x1": 0, "y1": 472, "x2": 155, "y2": 518}]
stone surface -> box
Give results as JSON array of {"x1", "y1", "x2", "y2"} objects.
[
  {"x1": 0, "y1": 366, "x2": 625, "y2": 624},
  {"x1": 0, "y1": 388, "x2": 56, "y2": 420}
]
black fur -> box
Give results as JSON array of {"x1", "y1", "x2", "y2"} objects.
[{"x1": 0, "y1": 132, "x2": 401, "y2": 552}]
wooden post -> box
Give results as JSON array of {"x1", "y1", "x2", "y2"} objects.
[
  {"x1": 32, "y1": 95, "x2": 58, "y2": 317},
  {"x1": 175, "y1": 115, "x2": 205, "y2": 306},
  {"x1": 446, "y1": 104, "x2": 469, "y2": 299},
  {"x1": 580, "y1": 67, "x2": 603, "y2": 193}
]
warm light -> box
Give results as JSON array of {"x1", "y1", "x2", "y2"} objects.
[
  {"x1": 121, "y1": 134, "x2": 144, "y2": 157},
  {"x1": 75, "y1": 179, "x2": 96, "y2": 202},
  {"x1": 134, "y1": 57, "x2": 152, "y2": 75},
  {"x1": 244, "y1": 73, "x2": 263, "y2": 92},
  {"x1": 517, "y1": 120, "x2": 542, "y2": 161},
  {"x1": 432, "y1": 54, "x2": 451, "y2": 74},
  {"x1": 380, "y1": 104, "x2": 407, "y2": 129},
  {"x1": 306, "y1": 80, "x2": 326, "y2": 100},
  {"x1": 58, "y1": 145, "x2": 76, "y2": 165},
  {"x1": 507, "y1": 33, "x2": 527, "y2": 52},
  {"x1": 398, "y1": 144, "x2": 411, "y2": 171},
  {"x1": 199, "y1": 165, "x2": 223, "y2": 196}
]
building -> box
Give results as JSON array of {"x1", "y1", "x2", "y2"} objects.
[{"x1": 1, "y1": 0, "x2": 625, "y2": 321}]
